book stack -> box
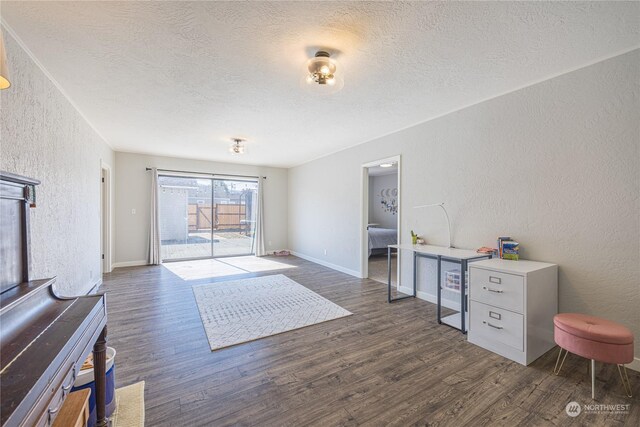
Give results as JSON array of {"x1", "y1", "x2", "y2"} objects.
[{"x1": 497, "y1": 237, "x2": 519, "y2": 260}]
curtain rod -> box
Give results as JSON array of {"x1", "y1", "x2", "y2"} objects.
[{"x1": 145, "y1": 167, "x2": 266, "y2": 180}]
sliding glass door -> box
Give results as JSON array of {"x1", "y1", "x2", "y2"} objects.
[
  {"x1": 158, "y1": 174, "x2": 258, "y2": 261},
  {"x1": 212, "y1": 178, "x2": 258, "y2": 257}
]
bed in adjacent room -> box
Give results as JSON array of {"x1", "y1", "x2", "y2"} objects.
[{"x1": 368, "y1": 227, "x2": 397, "y2": 256}]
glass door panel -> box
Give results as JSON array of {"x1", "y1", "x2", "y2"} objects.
[
  {"x1": 212, "y1": 178, "x2": 258, "y2": 257},
  {"x1": 159, "y1": 175, "x2": 214, "y2": 260}
]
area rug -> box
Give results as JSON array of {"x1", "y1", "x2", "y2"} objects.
[
  {"x1": 111, "y1": 381, "x2": 145, "y2": 427},
  {"x1": 192, "y1": 274, "x2": 352, "y2": 350}
]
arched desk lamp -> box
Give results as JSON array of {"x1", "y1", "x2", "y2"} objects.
[{"x1": 413, "y1": 202, "x2": 452, "y2": 248}]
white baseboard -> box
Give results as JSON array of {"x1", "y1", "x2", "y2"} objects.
[
  {"x1": 397, "y1": 286, "x2": 460, "y2": 311},
  {"x1": 112, "y1": 260, "x2": 148, "y2": 269},
  {"x1": 86, "y1": 278, "x2": 103, "y2": 295},
  {"x1": 627, "y1": 357, "x2": 640, "y2": 372},
  {"x1": 289, "y1": 251, "x2": 361, "y2": 278}
]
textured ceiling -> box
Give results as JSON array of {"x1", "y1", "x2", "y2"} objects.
[{"x1": 1, "y1": 1, "x2": 638, "y2": 167}]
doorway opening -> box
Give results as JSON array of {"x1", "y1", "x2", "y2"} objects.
[
  {"x1": 158, "y1": 174, "x2": 259, "y2": 261},
  {"x1": 361, "y1": 156, "x2": 400, "y2": 288},
  {"x1": 100, "y1": 162, "x2": 112, "y2": 274}
]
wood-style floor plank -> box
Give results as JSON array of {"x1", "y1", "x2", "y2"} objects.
[{"x1": 101, "y1": 256, "x2": 640, "y2": 426}]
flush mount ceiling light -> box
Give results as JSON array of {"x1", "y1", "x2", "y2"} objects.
[
  {"x1": 303, "y1": 50, "x2": 344, "y2": 94},
  {"x1": 229, "y1": 138, "x2": 246, "y2": 155},
  {"x1": 379, "y1": 162, "x2": 395, "y2": 168}
]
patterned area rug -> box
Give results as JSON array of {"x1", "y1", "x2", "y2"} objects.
[
  {"x1": 192, "y1": 274, "x2": 352, "y2": 351},
  {"x1": 111, "y1": 381, "x2": 145, "y2": 427}
]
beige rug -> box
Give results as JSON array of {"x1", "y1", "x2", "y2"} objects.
[
  {"x1": 192, "y1": 274, "x2": 352, "y2": 351},
  {"x1": 111, "y1": 381, "x2": 145, "y2": 427}
]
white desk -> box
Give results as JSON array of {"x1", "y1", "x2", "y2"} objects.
[{"x1": 386, "y1": 244, "x2": 493, "y2": 333}]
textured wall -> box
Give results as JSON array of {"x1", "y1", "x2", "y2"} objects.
[
  {"x1": 289, "y1": 50, "x2": 639, "y2": 361},
  {"x1": 113, "y1": 152, "x2": 288, "y2": 265},
  {"x1": 0, "y1": 29, "x2": 114, "y2": 296}
]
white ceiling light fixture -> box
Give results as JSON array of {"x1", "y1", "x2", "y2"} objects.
[
  {"x1": 379, "y1": 162, "x2": 395, "y2": 168},
  {"x1": 229, "y1": 138, "x2": 246, "y2": 155},
  {"x1": 303, "y1": 50, "x2": 344, "y2": 95}
]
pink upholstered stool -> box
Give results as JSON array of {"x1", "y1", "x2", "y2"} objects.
[{"x1": 553, "y1": 313, "x2": 634, "y2": 399}]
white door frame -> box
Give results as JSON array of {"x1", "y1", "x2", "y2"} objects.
[
  {"x1": 360, "y1": 155, "x2": 401, "y2": 286},
  {"x1": 100, "y1": 161, "x2": 112, "y2": 274}
]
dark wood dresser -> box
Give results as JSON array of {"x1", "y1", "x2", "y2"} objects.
[{"x1": 0, "y1": 171, "x2": 108, "y2": 427}]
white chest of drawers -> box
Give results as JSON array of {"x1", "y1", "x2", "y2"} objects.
[{"x1": 468, "y1": 259, "x2": 558, "y2": 365}]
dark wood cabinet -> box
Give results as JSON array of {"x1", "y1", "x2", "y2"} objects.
[{"x1": 0, "y1": 171, "x2": 108, "y2": 427}]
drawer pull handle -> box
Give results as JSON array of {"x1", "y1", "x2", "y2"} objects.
[
  {"x1": 62, "y1": 364, "x2": 77, "y2": 395},
  {"x1": 482, "y1": 286, "x2": 503, "y2": 293},
  {"x1": 49, "y1": 404, "x2": 61, "y2": 423},
  {"x1": 489, "y1": 276, "x2": 501, "y2": 284},
  {"x1": 483, "y1": 321, "x2": 503, "y2": 330}
]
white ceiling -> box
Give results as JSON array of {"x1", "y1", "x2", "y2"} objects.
[{"x1": 1, "y1": 1, "x2": 638, "y2": 167}]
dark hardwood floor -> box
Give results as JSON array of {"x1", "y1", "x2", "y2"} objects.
[{"x1": 101, "y1": 256, "x2": 639, "y2": 426}]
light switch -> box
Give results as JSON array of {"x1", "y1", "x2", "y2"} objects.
[{"x1": 131, "y1": 208, "x2": 136, "y2": 214}]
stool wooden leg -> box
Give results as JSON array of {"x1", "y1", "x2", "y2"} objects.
[
  {"x1": 553, "y1": 347, "x2": 568, "y2": 375},
  {"x1": 591, "y1": 359, "x2": 595, "y2": 400},
  {"x1": 617, "y1": 364, "x2": 633, "y2": 398}
]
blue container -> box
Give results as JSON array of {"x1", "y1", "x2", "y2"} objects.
[{"x1": 71, "y1": 347, "x2": 116, "y2": 427}]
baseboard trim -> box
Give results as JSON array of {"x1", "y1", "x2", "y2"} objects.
[
  {"x1": 112, "y1": 260, "x2": 148, "y2": 269},
  {"x1": 86, "y1": 278, "x2": 103, "y2": 295},
  {"x1": 289, "y1": 251, "x2": 361, "y2": 278},
  {"x1": 397, "y1": 286, "x2": 460, "y2": 311},
  {"x1": 627, "y1": 357, "x2": 640, "y2": 372}
]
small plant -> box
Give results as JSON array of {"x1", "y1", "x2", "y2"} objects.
[{"x1": 411, "y1": 230, "x2": 418, "y2": 245}]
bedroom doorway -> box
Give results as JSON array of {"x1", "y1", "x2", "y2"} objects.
[{"x1": 361, "y1": 156, "x2": 400, "y2": 288}]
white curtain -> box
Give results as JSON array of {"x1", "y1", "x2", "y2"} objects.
[
  {"x1": 254, "y1": 176, "x2": 266, "y2": 256},
  {"x1": 149, "y1": 168, "x2": 161, "y2": 265}
]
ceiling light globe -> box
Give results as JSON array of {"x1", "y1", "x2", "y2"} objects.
[{"x1": 301, "y1": 50, "x2": 344, "y2": 94}]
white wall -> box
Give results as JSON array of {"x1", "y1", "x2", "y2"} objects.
[
  {"x1": 159, "y1": 188, "x2": 189, "y2": 241},
  {"x1": 368, "y1": 173, "x2": 398, "y2": 229},
  {"x1": 289, "y1": 50, "x2": 639, "y2": 359},
  {"x1": 113, "y1": 152, "x2": 288, "y2": 266},
  {"x1": 0, "y1": 29, "x2": 115, "y2": 296}
]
